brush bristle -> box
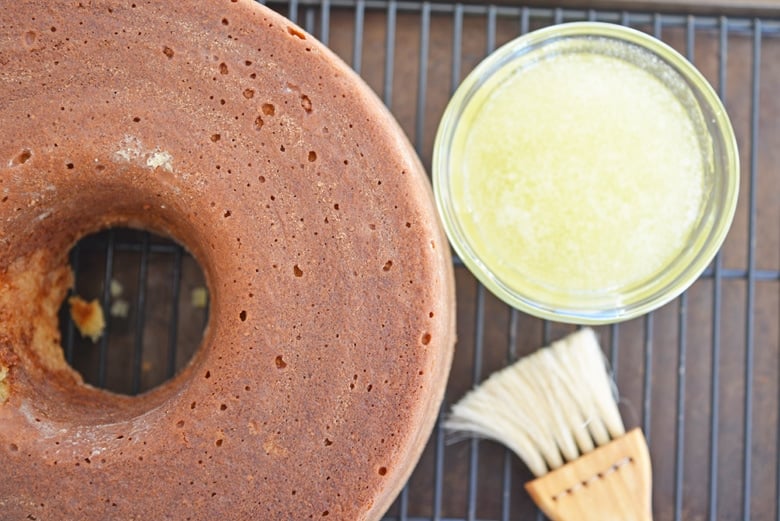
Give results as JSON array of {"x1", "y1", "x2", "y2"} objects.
[{"x1": 444, "y1": 328, "x2": 625, "y2": 478}]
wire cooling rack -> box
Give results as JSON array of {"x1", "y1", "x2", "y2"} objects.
[{"x1": 62, "y1": 2, "x2": 780, "y2": 520}]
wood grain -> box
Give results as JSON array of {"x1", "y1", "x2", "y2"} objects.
[
  {"x1": 472, "y1": 0, "x2": 780, "y2": 17},
  {"x1": 526, "y1": 429, "x2": 653, "y2": 521}
]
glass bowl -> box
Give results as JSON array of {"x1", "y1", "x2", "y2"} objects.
[{"x1": 433, "y1": 22, "x2": 739, "y2": 324}]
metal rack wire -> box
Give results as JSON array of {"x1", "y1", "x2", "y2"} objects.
[{"x1": 63, "y1": 2, "x2": 779, "y2": 520}]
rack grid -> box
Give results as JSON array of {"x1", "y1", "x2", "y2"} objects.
[{"x1": 63, "y1": 2, "x2": 779, "y2": 520}]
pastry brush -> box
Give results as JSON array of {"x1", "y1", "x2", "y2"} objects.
[{"x1": 445, "y1": 328, "x2": 652, "y2": 521}]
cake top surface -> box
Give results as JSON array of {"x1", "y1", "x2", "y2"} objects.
[{"x1": 0, "y1": 1, "x2": 455, "y2": 519}]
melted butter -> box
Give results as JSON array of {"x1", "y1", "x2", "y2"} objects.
[{"x1": 452, "y1": 52, "x2": 704, "y2": 296}]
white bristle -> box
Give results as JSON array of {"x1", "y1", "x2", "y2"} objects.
[{"x1": 444, "y1": 328, "x2": 625, "y2": 478}]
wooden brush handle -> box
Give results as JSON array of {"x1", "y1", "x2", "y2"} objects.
[{"x1": 525, "y1": 428, "x2": 652, "y2": 521}]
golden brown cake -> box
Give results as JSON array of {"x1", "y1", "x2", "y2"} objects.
[
  {"x1": 68, "y1": 296, "x2": 106, "y2": 342},
  {"x1": 0, "y1": 1, "x2": 455, "y2": 519}
]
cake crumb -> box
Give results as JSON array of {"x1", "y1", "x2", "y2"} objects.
[
  {"x1": 191, "y1": 287, "x2": 208, "y2": 308},
  {"x1": 0, "y1": 365, "x2": 9, "y2": 404},
  {"x1": 110, "y1": 279, "x2": 124, "y2": 298},
  {"x1": 110, "y1": 299, "x2": 130, "y2": 318},
  {"x1": 69, "y1": 296, "x2": 106, "y2": 343}
]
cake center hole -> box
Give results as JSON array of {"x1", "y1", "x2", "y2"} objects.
[{"x1": 58, "y1": 228, "x2": 209, "y2": 396}]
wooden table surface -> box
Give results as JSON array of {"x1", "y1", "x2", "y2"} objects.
[{"x1": 498, "y1": 0, "x2": 780, "y2": 15}]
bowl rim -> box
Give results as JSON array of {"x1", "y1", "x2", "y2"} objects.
[{"x1": 432, "y1": 21, "x2": 740, "y2": 324}]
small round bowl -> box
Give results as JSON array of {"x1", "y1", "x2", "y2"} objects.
[{"x1": 433, "y1": 22, "x2": 739, "y2": 324}]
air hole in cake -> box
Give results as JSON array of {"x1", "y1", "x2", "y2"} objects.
[
  {"x1": 219, "y1": 62, "x2": 228, "y2": 75},
  {"x1": 261, "y1": 103, "x2": 275, "y2": 116},
  {"x1": 421, "y1": 332, "x2": 432, "y2": 346},
  {"x1": 243, "y1": 88, "x2": 254, "y2": 99},
  {"x1": 300, "y1": 94, "x2": 312, "y2": 113},
  {"x1": 11, "y1": 149, "x2": 32, "y2": 165},
  {"x1": 58, "y1": 228, "x2": 209, "y2": 396},
  {"x1": 286, "y1": 26, "x2": 306, "y2": 40},
  {"x1": 162, "y1": 46, "x2": 174, "y2": 59}
]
